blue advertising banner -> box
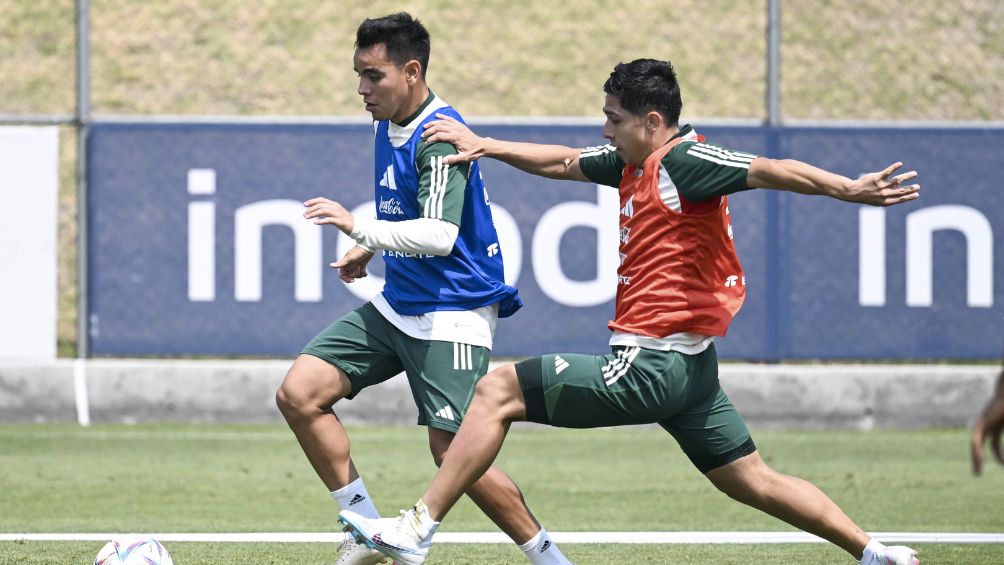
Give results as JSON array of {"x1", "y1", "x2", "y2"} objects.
[{"x1": 87, "y1": 122, "x2": 1003, "y2": 359}]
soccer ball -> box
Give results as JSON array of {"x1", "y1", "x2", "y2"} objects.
[{"x1": 94, "y1": 536, "x2": 174, "y2": 565}]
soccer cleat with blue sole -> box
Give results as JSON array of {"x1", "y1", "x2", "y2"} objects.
[{"x1": 339, "y1": 508, "x2": 432, "y2": 565}]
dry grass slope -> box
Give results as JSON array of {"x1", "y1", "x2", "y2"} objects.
[{"x1": 6, "y1": 1, "x2": 1001, "y2": 120}]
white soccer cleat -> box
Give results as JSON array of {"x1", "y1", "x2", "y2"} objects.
[
  {"x1": 339, "y1": 508, "x2": 433, "y2": 565},
  {"x1": 334, "y1": 532, "x2": 388, "y2": 565},
  {"x1": 878, "y1": 545, "x2": 920, "y2": 565}
]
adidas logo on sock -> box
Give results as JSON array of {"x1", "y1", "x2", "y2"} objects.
[
  {"x1": 540, "y1": 540, "x2": 551, "y2": 552},
  {"x1": 348, "y1": 494, "x2": 366, "y2": 506}
]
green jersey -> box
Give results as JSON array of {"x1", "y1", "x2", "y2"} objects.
[{"x1": 579, "y1": 125, "x2": 756, "y2": 213}]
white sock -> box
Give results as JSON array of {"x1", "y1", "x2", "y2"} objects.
[
  {"x1": 860, "y1": 539, "x2": 887, "y2": 565},
  {"x1": 331, "y1": 477, "x2": 380, "y2": 519},
  {"x1": 518, "y1": 528, "x2": 572, "y2": 565},
  {"x1": 411, "y1": 499, "x2": 441, "y2": 540}
]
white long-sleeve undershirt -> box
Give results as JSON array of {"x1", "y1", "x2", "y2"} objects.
[{"x1": 349, "y1": 216, "x2": 459, "y2": 256}]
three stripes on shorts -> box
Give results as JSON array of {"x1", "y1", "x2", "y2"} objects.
[
  {"x1": 453, "y1": 342, "x2": 474, "y2": 371},
  {"x1": 601, "y1": 346, "x2": 640, "y2": 386}
]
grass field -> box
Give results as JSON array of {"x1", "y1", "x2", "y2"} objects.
[{"x1": 2, "y1": 424, "x2": 1002, "y2": 564}]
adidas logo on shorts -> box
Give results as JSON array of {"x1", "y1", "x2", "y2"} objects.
[{"x1": 554, "y1": 356, "x2": 569, "y2": 375}]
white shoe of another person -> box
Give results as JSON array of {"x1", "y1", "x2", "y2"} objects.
[
  {"x1": 339, "y1": 507, "x2": 435, "y2": 565},
  {"x1": 334, "y1": 532, "x2": 388, "y2": 565},
  {"x1": 875, "y1": 545, "x2": 920, "y2": 565}
]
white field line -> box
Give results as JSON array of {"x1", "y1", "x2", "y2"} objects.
[
  {"x1": 2, "y1": 532, "x2": 1003, "y2": 544},
  {"x1": 0, "y1": 429, "x2": 292, "y2": 442}
]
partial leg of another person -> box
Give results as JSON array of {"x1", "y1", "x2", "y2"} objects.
[
  {"x1": 341, "y1": 341, "x2": 571, "y2": 564},
  {"x1": 422, "y1": 366, "x2": 532, "y2": 524},
  {"x1": 397, "y1": 338, "x2": 569, "y2": 563},
  {"x1": 427, "y1": 427, "x2": 569, "y2": 564},
  {"x1": 276, "y1": 304, "x2": 405, "y2": 564}
]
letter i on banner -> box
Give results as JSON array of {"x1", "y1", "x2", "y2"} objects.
[{"x1": 188, "y1": 168, "x2": 216, "y2": 302}]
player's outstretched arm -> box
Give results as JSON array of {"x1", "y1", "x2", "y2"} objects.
[
  {"x1": 423, "y1": 113, "x2": 589, "y2": 182},
  {"x1": 747, "y1": 158, "x2": 920, "y2": 207}
]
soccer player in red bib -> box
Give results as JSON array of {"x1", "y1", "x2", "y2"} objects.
[{"x1": 340, "y1": 58, "x2": 921, "y2": 565}]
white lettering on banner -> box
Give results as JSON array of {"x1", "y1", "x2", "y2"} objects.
[
  {"x1": 188, "y1": 168, "x2": 216, "y2": 194},
  {"x1": 234, "y1": 199, "x2": 322, "y2": 302},
  {"x1": 906, "y1": 206, "x2": 993, "y2": 308},
  {"x1": 189, "y1": 170, "x2": 326, "y2": 303},
  {"x1": 187, "y1": 169, "x2": 216, "y2": 301},
  {"x1": 189, "y1": 177, "x2": 613, "y2": 306},
  {"x1": 859, "y1": 205, "x2": 994, "y2": 308},
  {"x1": 858, "y1": 207, "x2": 886, "y2": 306},
  {"x1": 190, "y1": 173, "x2": 995, "y2": 312},
  {"x1": 187, "y1": 182, "x2": 520, "y2": 304},
  {"x1": 531, "y1": 185, "x2": 619, "y2": 307}
]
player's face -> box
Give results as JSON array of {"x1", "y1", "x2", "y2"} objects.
[
  {"x1": 601, "y1": 95, "x2": 648, "y2": 165},
  {"x1": 354, "y1": 43, "x2": 413, "y2": 122}
]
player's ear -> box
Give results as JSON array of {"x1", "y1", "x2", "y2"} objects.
[
  {"x1": 404, "y1": 60, "x2": 422, "y2": 85},
  {"x1": 646, "y1": 111, "x2": 662, "y2": 132}
]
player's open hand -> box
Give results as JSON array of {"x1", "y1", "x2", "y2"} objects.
[
  {"x1": 971, "y1": 372, "x2": 1004, "y2": 476},
  {"x1": 845, "y1": 162, "x2": 920, "y2": 206},
  {"x1": 330, "y1": 245, "x2": 374, "y2": 283},
  {"x1": 304, "y1": 197, "x2": 354, "y2": 234},
  {"x1": 422, "y1": 113, "x2": 487, "y2": 165}
]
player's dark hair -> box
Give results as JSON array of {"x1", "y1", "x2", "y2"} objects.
[
  {"x1": 356, "y1": 12, "x2": 431, "y2": 78},
  {"x1": 604, "y1": 59, "x2": 682, "y2": 126}
]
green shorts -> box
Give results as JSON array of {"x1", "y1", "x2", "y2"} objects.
[
  {"x1": 302, "y1": 302, "x2": 489, "y2": 433},
  {"x1": 515, "y1": 343, "x2": 755, "y2": 473}
]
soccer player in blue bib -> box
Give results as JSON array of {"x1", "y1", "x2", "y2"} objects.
[{"x1": 275, "y1": 13, "x2": 572, "y2": 565}]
